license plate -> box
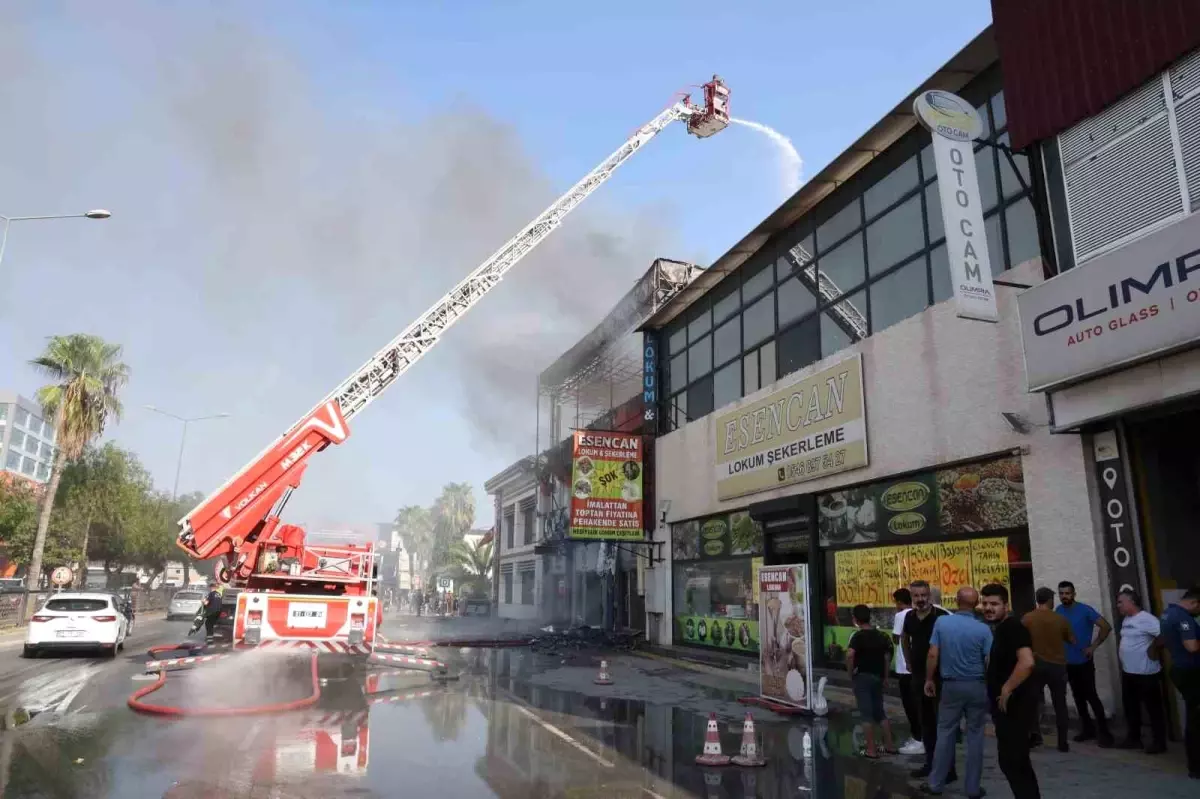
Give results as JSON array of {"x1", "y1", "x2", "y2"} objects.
[
  {"x1": 56, "y1": 630, "x2": 84, "y2": 638},
  {"x1": 286, "y1": 603, "x2": 327, "y2": 629}
]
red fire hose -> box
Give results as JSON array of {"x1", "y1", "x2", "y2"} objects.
[{"x1": 128, "y1": 652, "x2": 321, "y2": 717}]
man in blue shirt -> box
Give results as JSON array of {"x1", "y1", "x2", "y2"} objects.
[
  {"x1": 919, "y1": 586, "x2": 992, "y2": 799},
  {"x1": 1056, "y1": 580, "x2": 1114, "y2": 746},
  {"x1": 1161, "y1": 586, "x2": 1200, "y2": 779}
]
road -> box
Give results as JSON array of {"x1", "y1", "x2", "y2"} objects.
[{"x1": 0, "y1": 616, "x2": 1196, "y2": 798}]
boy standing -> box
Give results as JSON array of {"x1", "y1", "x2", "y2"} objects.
[{"x1": 847, "y1": 603, "x2": 897, "y2": 759}]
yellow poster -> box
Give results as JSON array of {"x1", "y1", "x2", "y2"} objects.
[
  {"x1": 834, "y1": 550, "x2": 860, "y2": 607},
  {"x1": 881, "y1": 546, "x2": 906, "y2": 601},
  {"x1": 751, "y1": 557, "x2": 764, "y2": 605},
  {"x1": 907, "y1": 542, "x2": 940, "y2": 588},
  {"x1": 857, "y1": 547, "x2": 885, "y2": 608},
  {"x1": 938, "y1": 540, "x2": 973, "y2": 598},
  {"x1": 970, "y1": 537, "x2": 1010, "y2": 590}
]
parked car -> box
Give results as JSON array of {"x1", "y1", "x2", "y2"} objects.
[
  {"x1": 461, "y1": 597, "x2": 492, "y2": 617},
  {"x1": 168, "y1": 589, "x2": 205, "y2": 620},
  {"x1": 24, "y1": 592, "x2": 130, "y2": 658},
  {"x1": 0, "y1": 578, "x2": 25, "y2": 594}
]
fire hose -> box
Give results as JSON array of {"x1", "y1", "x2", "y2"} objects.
[{"x1": 128, "y1": 652, "x2": 321, "y2": 717}]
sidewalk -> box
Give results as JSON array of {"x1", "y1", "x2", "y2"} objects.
[{"x1": 634, "y1": 647, "x2": 1197, "y2": 798}]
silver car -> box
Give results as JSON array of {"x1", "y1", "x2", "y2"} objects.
[{"x1": 168, "y1": 589, "x2": 205, "y2": 620}]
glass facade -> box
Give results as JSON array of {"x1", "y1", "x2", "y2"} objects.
[
  {"x1": 663, "y1": 71, "x2": 1038, "y2": 431},
  {"x1": 671, "y1": 512, "x2": 764, "y2": 654},
  {"x1": 0, "y1": 400, "x2": 57, "y2": 484}
]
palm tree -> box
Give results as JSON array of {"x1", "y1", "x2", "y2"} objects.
[
  {"x1": 26, "y1": 335, "x2": 130, "y2": 589},
  {"x1": 448, "y1": 537, "x2": 493, "y2": 597},
  {"x1": 394, "y1": 504, "x2": 433, "y2": 584},
  {"x1": 431, "y1": 482, "x2": 475, "y2": 569}
]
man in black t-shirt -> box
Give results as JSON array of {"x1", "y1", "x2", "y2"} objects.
[
  {"x1": 847, "y1": 604, "x2": 896, "y2": 758},
  {"x1": 982, "y1": 582, "x2": 1040, "y2": 799},
  {"x1": 902, "y1": 580, "x2": 954, "y2": 781}
]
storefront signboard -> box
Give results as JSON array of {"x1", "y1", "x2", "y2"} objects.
[
  {"x1": 1018, "y1": 210, "x2": 1200, "y2": 392},
  {"x1": 642, "y1": 332, "x2": 659, "y2": 433},
  {"x1": 1091, "y1": 429, "x2": 1144, "y2": 595},
  {"x1": 913, "y1": 90, "x2": 998, "y2": 323},
  {"x1": 568, "y1": 431, "x2": 644, "y2": 541},
  {"x1": 677, "y1": 614, "x2": 760, "y2": 653},
  {"x1": 715, "y1": 354, "x2": 867, "y2": 501},
  {"x1": 758, "y1": 564, "x2": 813, "y2": 710},
  {"x1": 817, "y1": 455, "x2": 1027, "y2": 546},
  {"x1": 671, "y1": 511, "x2": 764, "y2": 561},
  {"x1": 833, "y1": 536, "x2": 1011, "y2": 609}
]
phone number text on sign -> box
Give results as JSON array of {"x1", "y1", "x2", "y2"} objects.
[
  {"x1": 287, "y1": 603, "x2": 328, "y2": 629},
  {"x1": 778, "y1": 448, "x2": 848, "y2": 483}
]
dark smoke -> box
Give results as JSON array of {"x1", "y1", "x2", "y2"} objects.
[{"x1": 0, "y1": 3, "x2": 686, "y2": 464}]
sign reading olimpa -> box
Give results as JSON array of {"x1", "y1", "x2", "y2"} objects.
[
  {"x1": 715, "y1": 354, "x2": 867, "y2": 501},
  {"x1": 913, "y1": 90, "x2": 999, "y2": 323}
]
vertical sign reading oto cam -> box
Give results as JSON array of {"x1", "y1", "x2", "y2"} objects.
[
  {"x1": 569, "y1": 431, "x2": 645, "y2": 542},
  {"x1": 914, "y1": 90, "x2": 998, "y2": 323}
]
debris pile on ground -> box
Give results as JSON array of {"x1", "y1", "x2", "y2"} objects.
[{"x1": 529, "y1": 624, "x2": 641, "y2": 656}]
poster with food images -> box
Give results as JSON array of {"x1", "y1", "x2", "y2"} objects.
[
  {"x1": 568, "y1": 431, "x2": 644, "y2": 541},
  {"x1": 758, "y1": 564, "x2": 813, "y2": 710},
  {"x1": 935, "y1": 456, "x2": 1027, "y2": 534}
]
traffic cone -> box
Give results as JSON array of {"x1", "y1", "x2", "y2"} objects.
[
  {"x1": 593, "y1": 659, "x2": 613, "y2": 686},
  {"x1": 695, "y1": 712, "x2": 731, "y2": 766},
  {"x1": 731, "y1": 711, "x2": 766, "y2": 767}
]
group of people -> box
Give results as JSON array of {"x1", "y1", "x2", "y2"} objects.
[{"x1": 843, "y1": 579, "x2": 1200, "y2": 798}]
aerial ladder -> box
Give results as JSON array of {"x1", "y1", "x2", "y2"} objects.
[{"x1": 175, "y1": 76, "x2": 731, "y2": 654}]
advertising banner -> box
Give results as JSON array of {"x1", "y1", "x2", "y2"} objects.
[
  {"x1": 759, "y1": 564, "x2": 813, "y2": 710},
  {"x1": 913, "y1": 89, "x2": 998, "y2": 323},
  {"x1": 677, "y1": 615, "x2": 760, "y2": 653},
  {"x1": 715, "y1": 354, "x2": 868, "y2": 501},
  {"x1": 817, "y1": 455, "x2": 1027, "y2": 546},
  {"x1": 671, "y1": 511, "x2": 763, "y2": 561},
  {"x1": 1017, "y1": 210, "x2": 1200, "y2": 392},
  {"x1": 568, "y1": 431, "x2": 644, "y2": 541}
]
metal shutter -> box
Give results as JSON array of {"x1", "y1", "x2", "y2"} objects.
[
  {"x1": 1171, "y1": 50, "x2": 1200, "y2": 210},
  {"x1": 1059, "y1": 73, "x2": 1184, "y2": 261}
]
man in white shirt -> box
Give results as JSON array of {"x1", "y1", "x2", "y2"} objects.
[
  {"x1": 1116, "y1": 590, "x2": 1167, "y2": 753},
  {"x1": 892, "y1": 588, "x2": 924, "y2": 754}
]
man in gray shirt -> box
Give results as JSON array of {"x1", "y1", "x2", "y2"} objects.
[{"x1": 920, "y1": 587, "x2": 993, "y2": 798}]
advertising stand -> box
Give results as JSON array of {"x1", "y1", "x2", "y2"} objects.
[{"x1": 739, "y1": 563, "x2": 813, "y2": 715}]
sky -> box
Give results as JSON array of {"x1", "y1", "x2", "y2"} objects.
[{"x1": 0, "y1": 0, "x2": 994, "y2": 531}]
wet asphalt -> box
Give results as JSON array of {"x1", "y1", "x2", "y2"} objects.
[{"x1": 0, "y1": 618, "x2": 920, "y2": 798}]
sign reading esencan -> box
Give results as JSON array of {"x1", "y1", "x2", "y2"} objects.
[
  {"x1": 568, "y1": 431, "x2": 645, "y2": 541},
  {"x1": 715, "y1": 354, "x2": 868, "y2": 501},
  {"x1": 1018, "y1": 210, "x2": 1200, "y2": 391}
]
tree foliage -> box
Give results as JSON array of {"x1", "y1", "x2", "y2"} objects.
[
  {"x1": 447, "y1": 537, "x2": 493, "y2": 597},
  {"x1": 430, "y1": 482, "x2": 475, "y2": 570},
  {"x1": 394, "y1": 483, "x2": 484, "y2": 590}
]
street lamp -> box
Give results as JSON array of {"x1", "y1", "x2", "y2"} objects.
[
  {"x1": 0, "y1": 209, "x2": 112, "y2": 267},
  {"x1": 144, "y1": 405, "x2": 231, "y2": 499}
]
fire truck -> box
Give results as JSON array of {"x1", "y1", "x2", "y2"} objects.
[{"x1": 175, "y1": 77, "x2": 730, "y2": 654}]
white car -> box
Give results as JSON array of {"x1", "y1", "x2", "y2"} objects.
[
  {"x1": 24, "y1": 592, "x2": 130, "y2": 658},
  {"x1": 168, "y1": 589, "x2": 205, "y2": 620}
]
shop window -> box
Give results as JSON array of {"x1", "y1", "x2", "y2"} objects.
[
  {"x1": 777, "y1": 315, "x2": 820, "y2": 379},
  {"x1": 503, "y1": 571, "x2": 513, "y2": 604},
  {"x1": 817, "y1": 455, "x2": 1034, "y2": 664},
  {"x1": 1005, "y1": 196, "x2": 1040, "y2": 269},
  {"x1": 520, "y1": 568, "x2": 535, "y2": 605},
  {"x1": 869, "y1": 257, "x2": 929, "y2": 334},
  {"x1": 713, "y1": 317, "x2": 740, "y2": 366},
  {"x1": 817, "y1": 233, "x2": 866, "y2": 297},
  {"x1": 687, "y1": 304, "x2": 711, "y2": 341},
  {"x1": 687, "y1": 374, "x2": 714, "y2": 420},
  {"x1": 777, "y1": 273, "x2": 818, "y2": 327},
  {"x1": 930, "y1": 245, "x2": 952, "y2": 304},
  {"x1": 713, "y1": 360, "x2": 740, "y2": 410},
  {"x1": 667, "y1": 324, "x2": 687, "y2": 355},
  {"x1": 688, "y1": 334, "x2": 712, "y2": 380},
  {"x1": 776, "y1": 233, "x2": 814, "y2": 282},
  {"x1": 866, "y1": 194, "x2": 924, "y2": 277},
  {"x1": 925, "y1": 181, "x2": 944, "y2": 244},
  {"x1": 671, "y1": 512, "x2": 764, "y2": 654},
  {"x1": 864, "y1": 155, "x2": 919, "y2": 219},
  {"x1": 742, "y1": 292, "x2": 774, "y2": 349},
  {"x1": 742, "y1": 259, "x2": 773, "y2": 302},
  {"x1": 820, "y1": 290, "x2": 866, "y2": 360},
  {"x1": 669, "y1": 352, "x2": 687, "y2": 393},
  {"x1": 975, "y1": 145, "x2": 999, "y2": 214},
  {"x1": 817, "y1": 199, "x2": 862, "y2": 251},
  {"x1": 712, "y1": 280, "x2": 739, "y2": 325}
]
